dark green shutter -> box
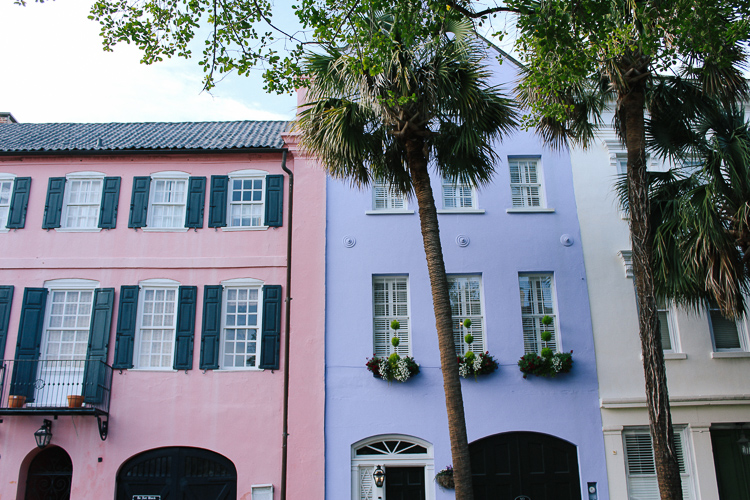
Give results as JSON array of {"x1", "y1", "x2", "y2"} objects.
[
  {"x1": 83, "y1": 288, "x2": 114, "y2": 403},
  {"x1": 128, "y1": 177, "x2": 151, "y2": 228},
  {"x1": 0, "y1": 286, "x2": 14, "y2": 359},
  {"x1": 258, "y1": 285, "x2": 282, "y2": 370},
  {"x1": 42, "y1": 177, "x2": 66, "y2": 229},
  {"x1": 98, "y1": 177, "x2": 121, "y2": 229},
  {"x1": 208, "y1": 175, "x2": 228, "y2": 228},
  {"x1": 173, "y1": 286, "x2": 197, "y2": 370},
  {"x1": 10, "y1": 288, "x2": 48, "y2": 401},
  {"x1": 199, "y1": 285, "x2": 223, "y2": 370},
  {"x1": 113, "y1": 286, "x2": 139, "y2": 369},
  {"x1": 185, "y1": 176, "x2": 206, "y2": 228},
  {"x1": 264, "y1": 175, "x2": 284, "y2": 227},
  {"x1": 7, "y1": 177, "x2": 31, "y2": 229}
]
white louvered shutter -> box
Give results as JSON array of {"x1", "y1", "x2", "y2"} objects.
[
  {"x1": 449, "y1": 276, "x2": 484, "y2": 355},
  {"x1": 359, "y1": 466, "x2": 375, "y2": 500},
  {"x1": 519, "y1": 275, "x2": 556, "y2": 354},
  {"x1": 624, "y1": 431, "x2": 692, "y2": 500},
  {"x1": 510, "y1": 160, "x2": 541, "y2": 208},
  {"x1": 709, "y1": 302, "x2": 742, "y2": 349},
  {"x1": 373, "y1": 277, "x2": 409, "y2": 356}
]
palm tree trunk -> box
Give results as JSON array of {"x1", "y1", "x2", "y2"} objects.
[
  {"x1": 620, "y1": 80, "x2": 683, "y2": 500},
  {"x1": 406, "y1": 136, "x2": 474, "y2": 500}
]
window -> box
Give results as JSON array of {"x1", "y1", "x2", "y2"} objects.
[
  {"x1": 0, "y1": 176, "x2": 13, "y2": 230},
  {"x1": 509, "y1": 158, "x2": 544, "y2": 208},
  {"x1": 657, "y1": 297, "x2": 677, "y2": 352},
  {"x1": 709, "y1": 300, "x2": 748, "y2": 351},
  {"x1": 373, "y1": 276, "x2": 410, "y2": 357},
  {"x1": 441, "y1": 177, "x2": 476, "y2": 210},
  {"x1": 624, "y1": 428, "x2": 694, "y2": 500},
  {"x1": 136, "y1": 281, "x2": 179, "y2": 369},
  {"x1": 229, "y1": 175, "x2": 265, "y2": 227},
  {"x1": 42, "y1": 288, "x2": 95, "y2": 361},
  {"x1": 519, "y1": 274, "x2": 558, "y2": 354},
  {"x1": 149, "y1": 176, "x2": 188, "y2": 229},
  {"x1": 448, "y1": 276, "x2": 484, "y2": 355},
  {"x1": 221, "y1": 284, "x2": 262, "y2": 368},
  {"x1": 372, "y1": 179, "x2": 407, "y2": 211},
  {"x1": 63, "y1": 175, "x2": 103, "y2": 229}
]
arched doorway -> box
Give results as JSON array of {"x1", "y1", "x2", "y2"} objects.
[
  {"x1": 470, "y1": 432, "x2": 581, "y2": 500},
  {"x1": 25, "y1": 446, "x2": 73, "y2": 500},
  {"x1": 116, "y1": 447, "x2": 237, "y2": 500},
  {"x1": 351, "y1": 435, "x2": 434, "y2": 500}
]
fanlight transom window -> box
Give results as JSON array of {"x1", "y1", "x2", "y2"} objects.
[{"x1": 355, "y1": 440, "x2": 428, "y2": 456}]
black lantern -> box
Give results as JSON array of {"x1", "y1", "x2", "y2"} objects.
[
  {"x1": 738, "y1": 431, "x2": 750, "y2": 456},
  {"x1": 373, "y1": 466, "x2": 385, "y2": 487},
  {"x1": 34, "y1": 419, "x2": 52, "y2": 449}
]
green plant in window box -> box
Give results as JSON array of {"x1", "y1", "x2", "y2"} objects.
[
  {"x1": 456, "y1": 318, "x2": 498, "y2": 379},
  {"x1": 365, "y1": 328, "x2": 419, "y2": 382},
  {"x1": 518, "y1": 350, "x2": 573, "y2": 378}
]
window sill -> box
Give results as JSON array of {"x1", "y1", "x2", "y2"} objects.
[
  {"x1": 221, "y1": 226, "x2": 269, "y2": 232},
  {"x1": 0, "y1": 228, "x2": 8, "y2": 234},
  {"x1": 55, "y1": 227, "x2": 103, "y2": 233},
  {"x1": 437, "y1": 208, "x2": 485, "y2": 214},
  {"x1": 506, "y1": 208, "x2": 555, "y2": 213},
  {"x1": 128, "y1": 368, "x2": 179, "y2": 372},
  {"x1": 711, "y1": 351, "x2": 750, "y2": 358},
  {"x1": 664, "y1": 352, "x2": 687, "y2": 360},
  {"x1": 140, "y1": 227, "x2": 189, "y2": 233},
  {"x1": 365, "y1": 210, "x2": 415, "y2": 215},
  {"x1": 211, "y1": 367, "x2": 265, "y2": 372}
]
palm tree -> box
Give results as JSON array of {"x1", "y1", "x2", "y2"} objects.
[
  {"x1": 642, "y1": 102, "x2": 750, "y2": 317},
  {"x1": 297, "y1": 13, "x2": 517, "y2": 500}
]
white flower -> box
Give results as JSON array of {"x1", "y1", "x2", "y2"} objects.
[
  {"x1": 551, "y1": 355, "x2": 563, "y2": 373},
  {"x1": 378, "y1": 359, "x2": 391, "y2": 381},
  {"x1": 394, "y1": 358, "x2": 411, "y2": 382},
  {"x1": 473, "y1": 355, "x2": 483, "y2": 372},
  {"x1": 459, "y1": 362, "x2": 471, "y2": 378}
]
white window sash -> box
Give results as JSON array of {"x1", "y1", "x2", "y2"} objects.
[
  {"x1": 509, "y1": 159, "x2": 543, "y2": 208},
  {"x1": 148, "y1": 178, "x2": 188, "y2": 229},
  {"x1": 519, "y1": 274, "x2": 558, "y2": 355},
  {"x1": 441, "y1": 178, "x2": 476, "y2": 209},
  {"x1": 709, "y1": 302, "x2": 747, "y2": 351},
  {"x1": 373, "y1": 179, "x2": 406, "y2": 210},
  {"x1": 448, "y1": 276, "x2": 485, "y2": 355},
  {"x1": 624, "y1": 428, "x2": 693, "y2": 500},
  {"x1": 228, "y1": 176, "x2": 266, "y2": 227},
  {"x1": 0, "y1": 178, "x2": 15, "y2": 230},
  {"x1": 373, "y1": 276, "x2": 410, "y2": 357},
  {"x1": 220, "y1": 286, "x2": 262, "y2": 369},
  {"x1": 136, "y1": 286, "x2": 179, "y2": 369},
  {"x1": 63, "y1": 177, "x2": 104, "y2": 229}
]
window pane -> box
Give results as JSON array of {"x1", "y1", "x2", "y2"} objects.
[
  {"x1": 373, "y1": 276, "x2": 410, "y2": 357},
  {"x1": 222, "y1": 287, "x2": 261, "y2": 368}
]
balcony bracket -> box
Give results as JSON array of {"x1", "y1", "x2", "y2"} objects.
[{"x1": 97, "y1": 414, "x2": 109, "y2": 441}]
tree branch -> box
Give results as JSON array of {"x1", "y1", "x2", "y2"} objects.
[{"x1": 445, "y1": 1, "x2": 519, "y2": 19}]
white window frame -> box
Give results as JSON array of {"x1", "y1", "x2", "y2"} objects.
[
  {"x1": 0, "y1": 173, "x2": 16, "y2": 233},
  {"x1": 224, "y1": 169, "x2": 269, "y2": 231},
  {"x1": 144, "y1": 171, "x2": 189, "y2": 232},
  {"x1": 623, "y1": 426, "x2": 695, "y2": 500},
  {"x1": 439, "y1": 176, "x2": 484, "y2": 214},
  {"x1": 351, "y1": 435, "x2": 434, "y2": 500},
  {"x1": 219, "y1": 277, "x2": 264, "y2": 370},
  {"x1": 367, "y1": 179, "x2": 411, "y2": 214},
  {"x1": 708, "y1": 300, "x2": 749, "y2": 353},
  {"x1": 58, "y1": 171, "x2": 105, "y2": 232},
  {"x1": 40, "y1": 279, "x2": 100, "y2": 361},
  {"x1": 448, "y1": 275, "x2": 485, "y2": 356},
  {"x1": 508, "y1": 156, "x2": 547, "y2": 210},
  {"x1": 372, "y1": 276, "x2": 410, "y2": 357},
  {"x1": 134, "y1": 278, "x2": 180, "y2": 370},
  {"x1": 519, "y1": 273, "x2": 560, "y2": 355},
  {"x1": 656, "y1": 297, "x2": 679, "y2": 353}
]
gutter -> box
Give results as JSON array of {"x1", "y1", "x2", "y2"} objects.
[
  {"x1": 279, "y1": 149, "x2": 293, "y2": 500},
  {"x1": 0, "y1": 147, "x2": 286, "y2": 157}
]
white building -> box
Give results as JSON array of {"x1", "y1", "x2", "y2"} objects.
[{"x1": 570, "y1": 125, "x2": 750, "y2": 500}]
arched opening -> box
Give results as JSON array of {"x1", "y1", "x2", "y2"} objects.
[
  {"x1": 116, "y1": 447, "x2": 237, "y2": 500},
  {"x1": 25, "y1": 446, "x2": 73, "y2": 500},
  {"x1": 470, "y1": 431, "x2": 581, "y2": 500},
  {"x1": 351, "y1": 435, "x2": 433, "y2": 500}
]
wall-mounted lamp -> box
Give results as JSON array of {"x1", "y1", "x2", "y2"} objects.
[
  {"x1": 373, "y1": 466, "x2": 385, "y2": 488},
  {"x1": 738, "y1": 429, "x2": 750, "y2": 456},
  {"x1": 34, "y1": 419, "x2": 52, "y2": 449}
]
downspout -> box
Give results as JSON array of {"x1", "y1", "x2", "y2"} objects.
[{"x1": 280, "y1": 149, "x2": 293, "y2": 500}]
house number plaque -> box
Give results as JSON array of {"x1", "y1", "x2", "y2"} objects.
[{"x1": 133, "y1": 496, "x2": 161, "y2": 500}]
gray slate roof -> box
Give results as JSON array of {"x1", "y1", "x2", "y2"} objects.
[{"x1": 0, "y1": 121, "x2": 289, "y2": 153}]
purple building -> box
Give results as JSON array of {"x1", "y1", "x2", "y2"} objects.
[{"x1": 324, "y1": 47, "x2": 609, "y2": 500}]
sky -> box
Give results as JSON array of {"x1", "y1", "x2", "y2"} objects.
[
  {"x1": 0, "y1": 1, "x2": 516, "y2": 124},
  {"x1": 0, "y1": 1, "x2": 299, "y2": 123}
]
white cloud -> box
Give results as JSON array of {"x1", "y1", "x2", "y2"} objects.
[{"x1": 0, "y1": 1, "x2": 297, "y2": 123}]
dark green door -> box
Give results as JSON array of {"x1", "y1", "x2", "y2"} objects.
[
  {"x1": 470, "y1": 432, "x2": 581, "y2": 500},
  {"x1": 712, "y1": 428, "x2": 750, "y2": 499},
  {"x1": 385, "y1": 466, "x2": 425, "y2": 500}
]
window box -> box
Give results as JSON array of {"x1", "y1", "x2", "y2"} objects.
[
  {"x1": 517, "y1": 351, "x2": 573, "y2": 378},
  {"x1": 457, "y1": 351, "x2": 498, "y2": 379},
  {"x1": 366, "y1": 354, "x2": 420, "y2": 382}
]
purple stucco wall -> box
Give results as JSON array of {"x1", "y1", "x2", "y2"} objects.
[{"x1": 324, "y1": 51, "x2": 609, "y2": 500}]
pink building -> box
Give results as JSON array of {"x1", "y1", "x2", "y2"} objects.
[{"x1": 0, "y1": 120, "x2": 325, "y2": 500}]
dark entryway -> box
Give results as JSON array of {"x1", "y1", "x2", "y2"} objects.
[
  {"x1": 470, "y1": 432, "x2": 581, "y2": 500},
  {"x1": 711, "y1": 428, "x2": 750, "y2": 499},
  {"x1": 385, "y1": 466, "x2": 425, "y2": 500},
  {"x1": 25, "y1": 446, "x2": 73, "y2": 500},
  {"x1": 116, "y1": 447, "x2": 237, "y2": 500}
]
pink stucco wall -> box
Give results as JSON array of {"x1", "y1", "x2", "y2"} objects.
[{"x1": 0, "y1": 147, "x2": 326, "y2": 499}]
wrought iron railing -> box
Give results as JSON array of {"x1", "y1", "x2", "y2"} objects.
[{"x1": 0, "y1": 359, "x2": 113, "y2": 413}]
